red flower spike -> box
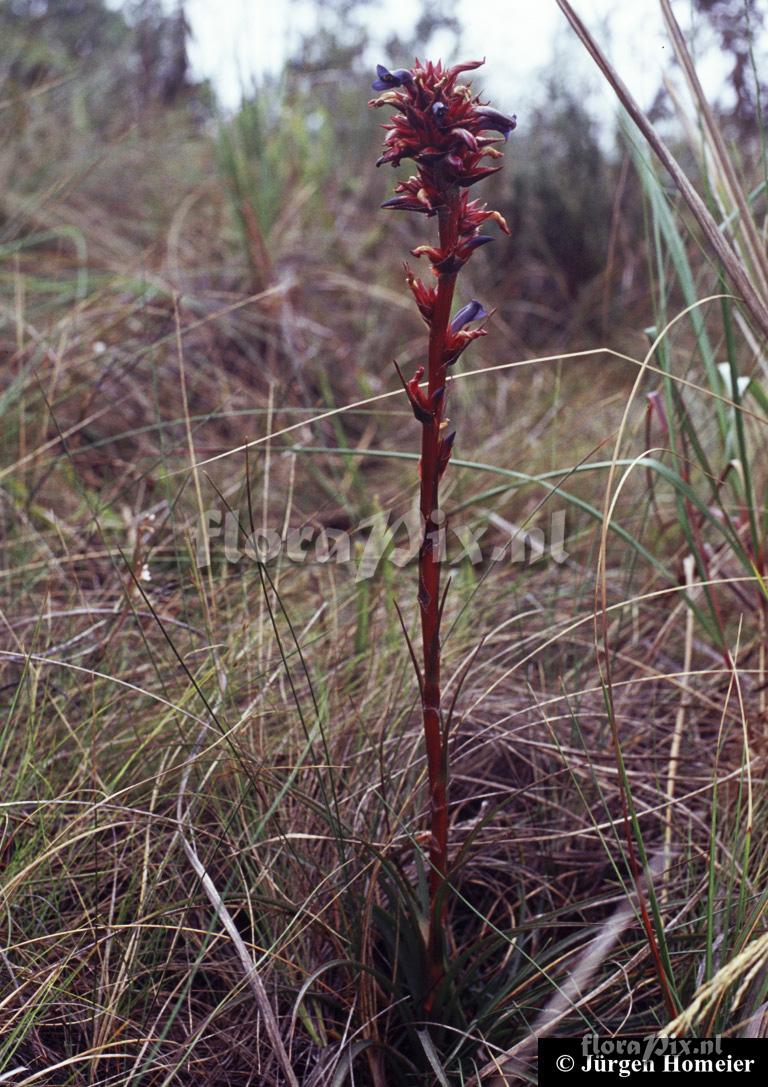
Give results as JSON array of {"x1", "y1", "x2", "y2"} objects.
[{"x1": 369, "y1": 58, "x2": 514, "y2": 1015}]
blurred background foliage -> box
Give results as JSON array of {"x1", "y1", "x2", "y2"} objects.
[
  {"x1": 2, "y1": 0, "x2": 762, "y2": 358},
  {"x1": 3, "y1": 0, "x2": 767, "y2": 717},
  {"x1": 0, "y1": 0, "x2": 645, "y2": 352}
]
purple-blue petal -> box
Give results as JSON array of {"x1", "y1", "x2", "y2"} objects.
[
  {"x1": 381, "y1": 197, "x2": 431, "y2": 213},
  {"x1": 371, "y1": 65, "x2": 413, "y2": 92},
  {"x1": 450, "y1": 299, "x2": 489, "y2": 333},
  {"x1": 464, "y1": 235, "x2": 495, "y2": 252},
  {"x1": 476, "y1": 106, "x2": 517, "y2": 141}
]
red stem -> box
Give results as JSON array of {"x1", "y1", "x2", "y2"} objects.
[{"x1": 420, "y1": 183, "x2": 460, "y2": 1008}]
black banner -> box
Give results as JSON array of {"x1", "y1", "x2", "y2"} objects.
[{"x1": 539, "y1": 1036, "x2": 766, "y2": 1084}]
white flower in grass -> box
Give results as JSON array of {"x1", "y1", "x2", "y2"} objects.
[{"x1": 718, "y1": 362, "x2": 750, "y2": 399}]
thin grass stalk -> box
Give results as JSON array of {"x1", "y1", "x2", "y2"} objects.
[
  {"x1": 368, "y1": 58, "x2": 516, "y2": 1008},
  {"x1": 556, "y1": 0, "x2": 768, "y2": 341},
  {"x1": 659, "y1": 0, "x2": 768, "y2": 299}
]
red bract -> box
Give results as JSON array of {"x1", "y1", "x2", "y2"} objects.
[
  {"x1": 404, "y1": 266, "x2": 437, "y2": 323},
  {"x1": 369, "y1": 57, "x2": 514, "y2": 1014}
]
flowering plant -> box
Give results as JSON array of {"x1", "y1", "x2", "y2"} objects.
[{"x1": 369, "y1": 58, "x2": 515, "y2": 1008}]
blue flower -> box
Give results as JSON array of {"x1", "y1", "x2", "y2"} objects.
[
  {"x1": 475, "y1": 107, "x2": 517, "y2": 140},
  {"x1": 431, "y1": 102, "x2": 448, "y2": 125},
  {"x1": 450, "y1": 300, "x2": 489, "y2": 333},
  {"x1": 372, "y1": 64, "x2": 414, "y2": 91},
  {"x1": 463, "y1": 235, "x2": 494, "y2": 253}
]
